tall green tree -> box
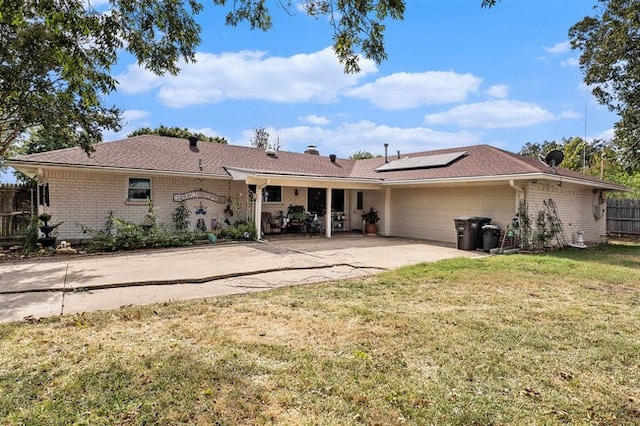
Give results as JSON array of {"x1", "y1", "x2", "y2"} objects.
[
  {"x1": 1, "y1": 0, "x2": 501, "y2": 163},
  {"x1": 519, "y1": 137, "x2": 640, "y2": 196},
  {"x1": 128, "y1": 126, "x2": 228, "y2": 144},
  {"x1": 0, "y1": 0, "x2": 203, "y2": 159},
  {"x1": 520, "y1": 137, "x2": 600, "y2": 172},
  {"x1": 569, "y1": 0, "x2": 640, "y2": 171}
]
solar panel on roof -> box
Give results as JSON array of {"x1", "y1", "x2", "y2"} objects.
[{"x1": 375, "y1": 151, "x2": 467, "y2": 172}]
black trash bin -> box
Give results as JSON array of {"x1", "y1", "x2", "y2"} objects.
[
  {"x1": 482, "y1": 224, "x2": 500, "y2": 252},
  {"x1": 475, "y1": 217, "x2": 492, "y2": 249},
  {"x1": 454, "y1": 216, "x2": 477, "y2": 250}
]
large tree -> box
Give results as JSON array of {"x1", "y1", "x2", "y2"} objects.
[
  {"x1": 519, "y1": 137, "x2": 639, "y2": 196},
  {"x1": 0, "y1": 0, "x2": 203, "y2": 159},
  {"x1": 1, "y1": 1, "x2": 501, "y2": 162},
  {"x1": 569, "y1": 0, "x2": 640, "y2": 171},
  {"x1": 128, "y1": 125, "x2": 228, "y2": 144}
]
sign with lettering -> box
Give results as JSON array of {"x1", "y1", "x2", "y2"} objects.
[{"x1": 173, "y1": 190, "x2": 228, "y2": 204}]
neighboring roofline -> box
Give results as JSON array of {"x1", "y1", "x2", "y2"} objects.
[
  {"x1": 381, "y1": 172, "x2": 631, "y2": 191},
  {"x1": 5, "y1": 160, "x2": 232, "y2": 180}
]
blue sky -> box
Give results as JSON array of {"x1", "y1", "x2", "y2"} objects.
[{"x1": 2, "y1": 0, "x2": 618, "y2": 181}]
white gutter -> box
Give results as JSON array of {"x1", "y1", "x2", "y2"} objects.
[
  {"x1": 381, "y1": 172, "x2": 628, "y2": 191},
  {"x1": 8, "y1": 161, "x2": 629, "y2": 192},
  {"x1": 240, "y1": 172, "x2": 382, "y2": 189}
]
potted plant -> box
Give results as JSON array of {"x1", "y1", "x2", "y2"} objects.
[{"x1": 362, "y1": 207, "x2": 379, "y2": 235}]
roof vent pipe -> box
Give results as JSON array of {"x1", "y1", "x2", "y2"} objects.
[
  {"x1": 304, "y1": 145, "x2": 319, "y2": 155},
  {"x1": 384, "y1": 143, "x2": 389, "y2": 163},
  {"x1": 397, "y1": 150, "x2": 400, "y2": 159},
  {"x1": 188, "y1": 136, "x2": 198, "y2": 147},
  {"x1": 329, "y1": 154, "x2": 337, "y2": 163}
]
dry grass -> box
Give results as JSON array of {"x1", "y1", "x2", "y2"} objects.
[{"x1": 1, "y1": 243, "x2": 639, "y2": 425}]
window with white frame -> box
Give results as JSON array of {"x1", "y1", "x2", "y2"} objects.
[{"x1": 128, "y1": 178, "x2": 151, "y2": 200}]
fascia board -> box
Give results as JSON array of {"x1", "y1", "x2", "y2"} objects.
[
  {"x1": 248, "y1": 172, "x2": 383, "y2": 189},
  {"x1": 4, "y1": 161, "x2": 232, "y2": 180},
  {"x1": 381, "y1": 172, "x2": 630, "y2": 191}
]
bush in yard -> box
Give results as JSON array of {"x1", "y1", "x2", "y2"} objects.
[
  {"x1": 219, "y1": 221, "x2": 256, "y2": 241},
  {"x1": 81, "y1": 214, "x2": 256, "y2": 252},
  {"x1": 81, "y1": 212, "x2": 208, "y2": 252}
]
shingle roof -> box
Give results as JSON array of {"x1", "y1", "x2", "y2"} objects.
[
  {"x1": 12, "y1": 135, "x2": 356, "y2": 178},
  {"x1": 8, "y1": 136, "x2": 626, "y2": 189}
]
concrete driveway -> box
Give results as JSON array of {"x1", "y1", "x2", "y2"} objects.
[{"x1": 0, "y1": 235, "x2": 483, "y2": 323}]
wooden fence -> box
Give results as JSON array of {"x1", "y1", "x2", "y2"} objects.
[
  {"x1": 0, "y1": 184, "x2": 34, "y2": 246},
  {"x1": 607, "y1": 198, "x2": 640, "y2": 236}
]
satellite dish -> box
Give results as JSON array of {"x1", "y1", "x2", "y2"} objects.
[{"x1": 545, "y1": 150, "x2": 564, "y2": 167}]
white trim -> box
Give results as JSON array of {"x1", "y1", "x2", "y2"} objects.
[
  {"x1": 380, "y1": 173, "x2": 628, "y2": 191},
  {"x1": 8, "y1": 162, "x2": 629, "y2": 193},
  {"x1": 6, "y1": 161, "x2": 231, "y2": 180}
]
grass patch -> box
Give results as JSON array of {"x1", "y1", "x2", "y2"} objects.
[{"x1": 1, "y1": 244, "x2": 639, "y2": 425}]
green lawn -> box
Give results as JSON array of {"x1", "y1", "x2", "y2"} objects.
[{"x1": 1, "y1": 243, "x2": 638, "y2": 425}]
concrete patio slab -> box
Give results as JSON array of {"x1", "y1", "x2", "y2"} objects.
[{"x1": 0, "y1": 235, "x2": 484, "y2": 323}]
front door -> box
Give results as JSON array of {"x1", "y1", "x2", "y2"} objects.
[{"x1": 350, "y1": 190, "x2": 364, "y2": 230}]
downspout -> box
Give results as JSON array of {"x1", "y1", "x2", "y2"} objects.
[{"x1": 509, "y1": 179, "x2": 524, "y2": 212}]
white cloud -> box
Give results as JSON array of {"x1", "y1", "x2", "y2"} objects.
[
  {"x1": 561, "y1": 57, "x2": 579, "y2": 67},
  {"x1": 486, "y1": 84, "x2": 509, "y2": 99},
  {"x1": 115, "y1": 47, "x2": 377, "y2": 108},
  {"x1": 122, "y1": 109, "x2": 151, "y2": 122},
  {"x1": 299, "y1": 114, "x2": 331, "y2": 125},
  {"x1": 116, "y1": 66, "x2": 164, "y2": 95},
  {"x1": 253, "y1": 120, "x2": 481, "y2": 158},
  {"x1": 558, "y1": 109, "x2": 581, "y2": 120},
  {"x1": 595, "y1": 128, "x2": 614, "y2": 141},
  {"x1": 423, "y1": 100, "x2": 555, "y2": 129},
  {"x1": 543, "y1": 41, "x2": 570, "y2": 54},
  {"x1": 344, "y1": 71, "x2": 482, "y2": 110}
]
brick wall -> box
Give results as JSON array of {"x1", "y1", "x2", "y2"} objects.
[
  {"x1": 523, "y1": 181, "x2": 606, "y2": 244},
  {"x1": 40, "y1": 170, "x2": 240, "y2": 241}
]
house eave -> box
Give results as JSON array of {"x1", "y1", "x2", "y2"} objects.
[
  {"x1": 225, "y1": 167, "x2": 383, "y2": 189},
  {"x1": 380, "y1": 172, "x2": 630, "y2": 191},
  {"x1": 4, "y1": 160, "x2": 232, "y2": 180}
]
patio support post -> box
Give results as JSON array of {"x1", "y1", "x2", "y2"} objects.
[
  {"x1": 254, "y1": 182, "x2": 267, "y2": 240},
  {"x1": 325, "y1": 188, "x2": 332, "y2": 238},
  {"x1": 383, "y1": 187, "x2": 392, "y2": 236}
]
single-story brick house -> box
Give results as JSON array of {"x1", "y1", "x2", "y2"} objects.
[{"x1": 6, "y1": 135, "x2": 627, "y2": 246}]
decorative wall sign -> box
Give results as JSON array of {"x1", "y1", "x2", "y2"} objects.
[{"x1": 173, "y1": 189, "x2": 227, "y2": 204}]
